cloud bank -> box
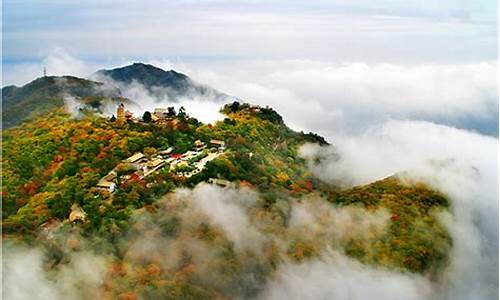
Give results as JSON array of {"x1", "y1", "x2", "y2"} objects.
[
  {"x1": 2, "y1": 183, "x2": 400, "y2": 299},
  {"x1": 262, "y1": 252, "x2": 433, "y2": 300},
  {"x1": 298, "y1": 120, "x2": 498, "y2": 300},
  {"x1": 186, "y1": 59, "x2": 498, "y2": 136}
]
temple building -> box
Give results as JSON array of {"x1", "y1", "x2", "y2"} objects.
[{"x1": 117, "y1": 103, "x2": 126, "y2": 124}]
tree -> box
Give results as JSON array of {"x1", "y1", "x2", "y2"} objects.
[
  {"x1": 167, "y1": 107, "x2": 176, "y2": 117},
  {"x1": 144, "y1": 147, "x2": 157, "y2": 159},
  {"x1": 178, "y1": 106, "x2": 187, "y2": 120},
  {"x1": 110, "y1": 115, "x2": 116, "y2": 122},
  {"x1": 230, "y1": 101, "x2": 240, "y2": 112},
  {"x1": 143, "y1": 111, "x2": 152, "y2": 123}
]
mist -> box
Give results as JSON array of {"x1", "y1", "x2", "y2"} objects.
[
  {"x1": 3, "y1": 183, "x2": 405, "y2": 299},
  {"x1": 261, "y1": 252, "x2": 433, "y2": 300},
  {"x1": 298, "y1": 120, "x2": 498, "y2": 300},
  {"x1": 3, "y1": 245, "x2": 106, "y2": 300},
  {"x1": 182, "y1": 60, "x2": 498, "y2": 136},
  {"x1": 106, "y1": 80, "x2": 228, "y2": 125}
]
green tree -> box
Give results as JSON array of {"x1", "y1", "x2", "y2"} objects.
[
  {"x1": 178, "y1": 106, "x2": 187, "y2": 120},
  {"x1": 143, "y1": 111, "x2": 152, "y2": 123},
  {"x1": 167, "y1": 107, "x2": 176, "y2": 117}
]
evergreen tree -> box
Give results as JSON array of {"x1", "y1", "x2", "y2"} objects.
[
  {"x1": 178, "y1": 106, "x2": 187, "y2": 120},
  {"x1": 167, "y1": 106, "x2": 176, "y2": 117},
  {"x1": 143, "y1": 111, "x2": 152, "y2": 123}
]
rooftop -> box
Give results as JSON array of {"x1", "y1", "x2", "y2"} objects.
[{"x1": 125, "y1": 152, "x2": 146, "y2": 163}]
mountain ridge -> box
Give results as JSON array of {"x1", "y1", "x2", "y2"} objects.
[
  {"x1": 2, "y1": 63, "x2": 234, "y2": 128},
  {"x1": 92, "y1": 62, "x2": 231, "y2": 102},
  {"x1": 1, "y1": 75, "x2": 124, "y2": 128}
]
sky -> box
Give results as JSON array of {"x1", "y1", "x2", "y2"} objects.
[{"x1": 2, "y1": 0, "x2": 497, "y2": 74}]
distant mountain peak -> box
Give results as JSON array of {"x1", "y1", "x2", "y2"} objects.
[
  {"x1": 93, "y1": 63, "x2": 231, "y2": 102},
  {"x1": 94, "y1": 63, "x2": 189, "y2": 85}
]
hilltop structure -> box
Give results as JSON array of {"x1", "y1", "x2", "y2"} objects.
[{"x1": 117, "y1": 103, "x2": 126, "y2": 125}]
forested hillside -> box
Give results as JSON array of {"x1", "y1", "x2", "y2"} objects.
[
  {"x1": 2, "y1": 102, "x2": 452, "y2": 299},
  {"x1": 1, "y1": 76, "x2": 125, "y2": 128}
]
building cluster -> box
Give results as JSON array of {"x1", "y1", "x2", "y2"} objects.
[
  {"x1": 114, "y1": 104, "x2": 182, "y2": 127},
  {"x1": 151, "y1": 107, "x2": 181, "y2": 126},
  {"x1": 99, "y1": 103, "x2": 229, "y2": 192},
  {"x1": 96, "y1": 139, "x2": 226, "y2": 193}
]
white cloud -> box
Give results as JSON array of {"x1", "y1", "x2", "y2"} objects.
[
  {"x1": 3, "y1": 48, "x2": 103, "y2": 86},
  {"x1": 3, "y1": 246, "x2": 106, "y2": 300},
  {"x1": 299, "y1": 120, "x2": 498, "y2": 300},
  {"x1": 177, "y1": 183, "x2": 264, "y2": 251},
  {"x1": 300, "y1": 120, "x2": 497, "y2": 186},
  {"x1": 186, "y1": 60, "x2": 498, "y2": 136},
  {"x1": 261, "y1": 252, "x2": 433, "y2": 300}
]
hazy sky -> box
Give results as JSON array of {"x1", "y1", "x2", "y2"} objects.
[{"x1": 3, "y1": 0, "x2": 497, "y2": 69}]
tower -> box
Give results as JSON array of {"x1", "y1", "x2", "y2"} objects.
[
  {"x1": 117, "y1": 103, "x2": 126, "y2": 125},
  {"x1": 43, "y1": 67, "x2": 47, "y2": 77}
]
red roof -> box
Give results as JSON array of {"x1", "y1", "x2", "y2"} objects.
[
  {"x1": 130, "y1": 172, "x2": 141, "y2": 180},
  {"x1": 169, "y1": 154, "x2": 183, "y2": 159}
]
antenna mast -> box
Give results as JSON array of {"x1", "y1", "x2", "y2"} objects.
[{"x1": 43, "y1": 67, "x2": 47, "y2": 77}]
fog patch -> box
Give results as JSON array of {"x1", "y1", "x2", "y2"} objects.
[
  {"x1": 288, "y1": 197, "x2": 390, "y2": 247},
  {"x1": 91, "y1": 74, "x2": 228, "y2": 124},
  {"x1": 3, "y1": 246, "x2": 106, "y2": 300},
  {"x1": 182, "y1": 60, "x2": 498, "y2": 136},
  {"x1": 299, "y1": 120, "x2": 498, "y2": 300},
  {"x1": 399, "y1": 161, "x2": 498, "y2": 300},
  {"x1": 261, "y1": 251, "x2": 433, "y2": 300},
  {"x1": 174, "y1": 184, "x2": 264, "y2": 251}
]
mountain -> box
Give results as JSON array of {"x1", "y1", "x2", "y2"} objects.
[
  {"x1": 2, "y1": 68, "x2": 452, "y2": 299},
  {"x1": 2, "y1": 63, "x2": 232, "y2": 129},
  {"x1": 2, "y1": 102, "x2": 450, "y2": 281},
  {"x1": 93, "y1": 62, "x2": 231, "y2": 102},
  {"x1": 1, "y1": 76, "x2": 127, "y2": 128}
]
